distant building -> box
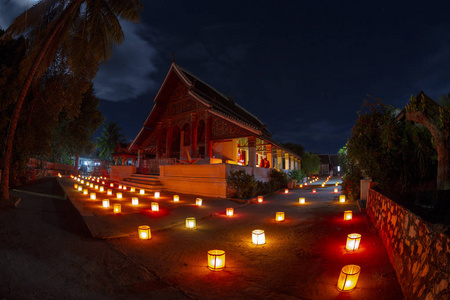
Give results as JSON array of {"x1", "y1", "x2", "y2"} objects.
[{"x1": 318, "y1": 154, "x2": 339, "y2": 176}]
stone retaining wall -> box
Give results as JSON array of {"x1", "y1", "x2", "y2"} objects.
[{"x1": 367, "y1": 188, "x2": 449, "y2": 299}]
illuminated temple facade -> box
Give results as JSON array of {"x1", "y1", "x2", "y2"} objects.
[{"x1": 112, "y1": 63, "x2": 301, "y2": 197}]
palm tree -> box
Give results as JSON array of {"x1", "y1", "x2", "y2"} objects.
[
  {"x1": 96, "y1": 122, "x2": 125, "y2": 161},
  {"x1": 0, "y1": 0, "x2": 143, "y2": 202}
]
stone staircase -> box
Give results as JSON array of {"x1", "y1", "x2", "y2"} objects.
[{"x1": 119, "y1": 174, "x2": 164, "y2": 192}]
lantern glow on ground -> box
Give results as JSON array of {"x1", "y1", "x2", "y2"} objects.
[
  {"x1": 207, "y1": 250, "x2": 225, "y2": 271},
  {"x1": 102, "y1": 199, "x2": 110, "y2": 208},
  {"x1": 151, "y1": 202, "x2": 159, "y2": 211},
  {"x1": 132, "y1": 197, "x2": 139, "y2": 206},
  {"x1": 337, "y1": 264, "x2": 361, "y2": 292},
  {"x1": 275, "y1": 212, "x2": 285, "y2": 222},
  {"x1": 252, "y1": 229, "x2": 265, "y2": 245},
  {"x1": 344, "y1": 210, "x2": 353, "y2": 221},
  {"x1": 138, "y1": 225, "x2": 151, "y2": 240},
  {"x1": 117, "y1": 192, "x2": 122, "y2": 199},
  {"x1": 196, "y1": 198, "x2": 202, "y2": 206},
  {"x1": 186, "y1": 217, "x2": 196, "y2": 229},
  {"x1": 339, "y1": 195, "x2": 346, "y2": 203},
  {"x1": 113, "y1": 203, "x2": 121, "y2": 213},
  {"x1": 346, "y1": 233, "x2": 361, "y2": 251},
  {"x1": 299, "y1": 197, "x2": 305, "y2": 204},
  {"x1": 90, "y1": 193, "x2": 96, "y2": 200},
  {"x1": 173, "y1": 195, "x2": 179, "y2": 202},
  {"x1": 226, "y1": 207, "x2": 234, "y2": 216},
  {"x1": 257, "y1": 196, "x2": 263, "y2": 203}
]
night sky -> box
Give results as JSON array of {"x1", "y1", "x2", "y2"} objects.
[{"x1": 2, "y1": 1, "x2": 450, "y2": 154}]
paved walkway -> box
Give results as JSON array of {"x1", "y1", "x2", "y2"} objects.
[{"x1": 59, "y1": 175, "x2": 404, "y2": 299}]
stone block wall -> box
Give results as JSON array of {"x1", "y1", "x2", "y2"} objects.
[{"x1": 367, "y1": 188, "x2": 450, "y2": 299}]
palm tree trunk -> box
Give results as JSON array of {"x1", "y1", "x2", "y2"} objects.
[{"x1": 0, "y1": 0, "x2": 82, "y2": 201}]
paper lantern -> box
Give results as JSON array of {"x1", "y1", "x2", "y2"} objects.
[
  {"x1": 99, "y1": 186, "x2": 104, "y2": 192},
  {"x1": 321, "y1": 183, "x2": 325, "y2": 187},
  {"x1": 90, "y1": 183, "x2": 94, "y2": 188},
  {"x1": 299, "y1": 184, "x2": 303, "y2": 188},
  {"x1": 96, "y1": 179, "x2": 100, "y2": 183},
  {"x1": 252, "y1": 229, "x2": 265, "y2": 245},
  {"x1": 74, "y1": 184, "x2": 78, "y2": 189},
  {"x1": 70, "y1": 175, "x2": 74, "y2": 179},
  {"x1": 110, "y1": 183, "x2": 114, "y2": 187},
  {"x1": 284, "y1": 189, "x2": 289, "y2": 194},
  {"x1": 107, "y1": 189, "x2": 112, "y2": 196},
  {"x1": 151, "y1": 202, "x2": 159, "y2": 211},
  {"x1": 130, "y1": 187, "x2": 135, "y2": 192},
  {"x1": 346, "y1": 233, "x2": 361, "y2": 251},
  {"x1": 173, "y1": 195, "x2": 180, "y2": 202},
  {"x1": 140, "y1": 189, "x2": 145, "y2": 195},
  {"x1": 312, "y1": 189, "x2": 317, "y2": 194},
  {"x1": 113, "y1": 203, "x2": 121, "y2": 213},
  {"x1": 339, "y1": 195, "x2": 346, "y2": 203},
  {"x1": 138, "y1": 225, "x2": 151, "y2": 240},
  {"x1": 334, "y1": 188, "x2": 338, "y2": 193},
  {"x1": 77, "y1": 185, "x2": 83, "y2": 192},
  {"x1": 132, "y1": 197, "x2": 139, "y2": 206},
  {"x1": 77, "y1": 178, "x2": 81, "y2": 182},
  {"x1": 226, "y1": 207, "x2": 234, "y2": 216},
  {"x1": 94, "y1": 185, "x2": 99, "y2": 190},
  {"x1": 83, "y1": 189, "x2": 88, "y2": 195},
  {"x1": 85, "y1": 181, "x2": 90, "y2": 186},
  {"x1": 122, "y1": 186, "x2": 127, "y2": 190},
  {"x1": 344, "y1": 210, "x2": 353, "y2": 221},
  {"x1": 102, "y1": 199, "x2": 110, "y2": 208},
  {"x1": 335, "y1": 182, "x2": 339, "y2": 186},
  {"x1": 207, "y1": 250, "x2": 225, "y2": 271},
  {"x1": 118, "y1": 185, "x2": 122, "y2": 189},
  {"x1": 299, "y1": 197, "x2": 306, "y2": 204},
  {"x1": 337, "y1": 264, "x2": 361, "y2": 291},
  {"x1": 275, "y1": 212, "x2": 285, "y2": 222},
  {"x1": 102, "y1": 181, "x2": 105, "y2": 185},
  {"x1": 186, "y1": 217, "x2": 196, "y2": 229},
  {"x1": 196, "y1": 198, "x2": 202, "y2": 206},
  {"x1": 305, "y1": 182, "x2": 308, "y2": 186},
  {"x1": 116, "y1": 192, "x2": 122, "y2": 199},
  {"x1": 257, "y1": 196, "x2": 263, "y2": 203},
  {"x1": 154, "y1": 192, "x2": 160, "y2": 198},
  {"x1": 90, "y1": 192, "x2": 96, "y2": 200}
]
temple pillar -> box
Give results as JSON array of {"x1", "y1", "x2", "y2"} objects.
[
  {"x1": 284, "y1": 152, "x2": 290, "y2": 170},
  {"x1": 276, "y1": 149, "x2": 282, "y2": 169},
  {"x1": 248, "y1": 136, "x2": 257, "y2": 168},
  {"x1": 190, "y1": 113, "x2": 197, "y2": 157},
  {"x1": 205, "y1": 114, "x2": 213, "y2": 158},
  {"x1": 294, "y1": 157, "x2": 298, "y2": 169},
  {"x1": 266, "y1": 145, "x2": 272, "y2": 168},
  {"x1": 137, "y1": 150, "x2": 141, "y2": 168},
  {"x1": 166, "y1": 119, "x2": 172, "y2": 158},
  {"x1": 290, "y1": 155, "x2": 294, "y2": 170},
  {"x1": 156, "y1": 122, "x2": 163, "y2": 159}
]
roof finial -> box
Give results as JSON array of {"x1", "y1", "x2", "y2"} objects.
[{"x1": 171, "y1": 51, "x2": 175, "y2": 63}]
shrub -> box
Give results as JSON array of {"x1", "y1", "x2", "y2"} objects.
[
  {"x1": 269, "y1": 169, "x2": 289, "y2": 190},
  {"x1": 287, "y1": 169, "x2": 306, "y2": 182},
  {"x1": 227, "y1": 170, "x2": 258, "y2": 199}
]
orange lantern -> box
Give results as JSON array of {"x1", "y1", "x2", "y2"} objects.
[
  {"x1": 151, "y1": 202, "x2": 159, "y2": 211},
  {"x1": 275, "y1": 212, "x2": 285, "y2": 222},
  {"x1": 132, "y1": 197, "x2": 139, "y2": 206},
  {"x1": 154, "y1": 192, "x2": 160, "y2": 198},
  {"x1": 113, "y1": 203, "x2": 121, "y2": 213},
  {"x1": 186, "y1": 217, "x2": 196, "y2": 229},
  {"x1": 252, "y1": 229, "x2": 265, "y2": 245},
  {"x1": 312, "y1": 189, "x2": 317, "y2": 194},
  {"x1": 110, "y1": 183, "x2": 114, "y2": 187},
  {"x1": 305, "y1": 182, "x2": 308, "y2": 186},
  {"x1": 102, "y1": 181, "x2": 105, "y2": 185},
  {"x1": 334, "y1": 188, "x2": 338, "y2": 193},
  {"x1": 138, "y1": 225, "x2": 151, "y2": 240},
  {"x1": 196, "y1": 198, "x2": 202, "y2": 206},
  {"x1": 346, "y1": 233, "x2": 361, "y2": 251},
  {"x1": 130, "y1": 187, "x2": 135, "y2": 192},
  {"x1": 90, "y1": 192, "x2": 96, "y2": 200},
  {"x1": 173, "y1": 195, "x2": 180, "y2": 202},
  {"x1": 344, "y1": 210, "x2": 353, "y2": 221},
  {"x1": 299, "y1": 197, "x2": 306, "y2": 204},
  {"x1": 83, "y1": 189, "x2": 88, "y2": 195},
  {"x1": 207, "y1": 250, "x2": 225, "y2": 271},
  {"x1": 102, "y1": 199, "x2": 110, "y2": 208},
  {"x1": 107, "y1": 189, "x2": 112, "y2": 196},
  {"x1": 339, "y1": 195, "x2": 346, "y2": 203},
  {"x1": 337, "y1": 264, "x2": 361, "y2": 291},
  {"x1": 74, "y1": 184, "x2": 78, "y2": 189},
  {"x1": 299, "y1": 184, "x2": 303, "y2": 188},
  {"x1": 284, "y1": 189, "x2": 289, "y2": 194},
  {"x1": 257, "y1": 196, "x2": 263, "y2": 203},
  {"x1": 226, "y1": 207, "x2": 234, "y2": 216}
]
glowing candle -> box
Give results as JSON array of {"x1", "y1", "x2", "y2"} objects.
[
  {"x1": 102, "y1": 199, "x2": 110, "y2": 208},
  {"x1": 299, "y1": 197, "x2": 305, "y2": 204},
  {"x1": 312, "y1": 189, "x2": 317, "y2": 194},
  {"x1": 151, "y1": 202, "x2": 159, "y2": 211},
  {"x1": 74, "y1": 184, "x2": 78, "y2": 189},
  {"x1": 257, "y1": 196, "x2": 263, "y2": 203},
  {"x1": 130, "y1": 187, "x2": 135, "y2": 192},
  {"x1": 344, "y1": 210, "x2": 353, "y2": 221},
  {"x1": 334, "y1": 188, "x2": 338, "y2": 193},
  {"x1": 275, "y1": 212, "x2": 285, "y2": 222},
  {"x1": 196, "y1": 198, "x2": 202, "y2": 206},
  {"x1": 339, "y1": 195, "x2": 346, "y2": 203},
  {"x1": 116, "y1": 192, "x2": 122, "y2": 199},
  {"x1": 107, "y1": 189, "x2": 112, "y2": 196},
  {"x1": 346, "y1": 233, "x2": 361, "y2": 251},
  {"x1": 99, "y1": 186, "x2": 104, "y2": 192},
  {"x1": 252, "y1": 229, "x2": 265, "y2": 245},
  {"x1": 140, "y1": 189, "x2": 145, "y2": 195},
  {"x1": 186, "y1": 217, "x2": 196, "y2": 229},
  {"x1": 78, "y1": 185, "x2": 83, "y2": 192},
  {"x1": 90, "y1": 192, "x2": 96, "y2": 200},
  {"x1": 284, "y1": 189, "x2": 289, "y2": 194},
  {"x1": 154, "y1": 192, "x2": 160, "y2": 199},
  {"x1": 337, "y1": 265, "x2": 361, "y2": 291},
  {"x1": 118, "y1": 185, "x2": 122, "y2": 189},
  {"x1": 110, "y1": 183, "x2": 114, "y2": 187},
  {"x1": 226, "y1": 208, "x2": 234, "y2": 216},
  {"x1": 113, "y1": 203, "x2": 121, "y2": 213},
  {"x1": 173, "y1": 195, "x2": 180, "y2": 202},
  {"x1": 207, "y1": 250, "x2": 225, "y2": 271},
  {"x1": 83, "y1": 189, "x2": 88, "y2": 195},
  {"x1": 138, "y1": 225, "x2": 151, "y2": 240},
  {"x1": 94, "y1": 185, "x2": 98, "y2": 190}
]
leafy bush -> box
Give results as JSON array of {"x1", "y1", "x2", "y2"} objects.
[
  {"x1": 268, "y1": 169, "x2": 289, "y2": 190},
  {"x1": 342, "y1": 172, "x2": 361, "y2": 201},
  {"x1": 288, "y1": 169, "x2": 306, "y2": 182},
  {"x1": 227, "y1": 170, "x2": 258, "y2": 199}
]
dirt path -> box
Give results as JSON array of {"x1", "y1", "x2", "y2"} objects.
[{"x1": 0, "y1": 178, "x2": 188, "y2": 299}]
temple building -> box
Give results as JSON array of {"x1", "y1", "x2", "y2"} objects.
[{"x1": 111, "y1": 63, "x2": 301, "y2": 197}]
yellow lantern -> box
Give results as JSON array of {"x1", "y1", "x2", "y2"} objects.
[
  {"x1": 99, "y1": 186, "x2": 104, "y2": 192},
  {"x1": 321, "y1": 183, "x2": 325, "y2": 187},
  {"x1": 80, "y1": 180, "x2": 84, "y2": 184},
  {"x1": 275, "y1": 212, "x2": 285, "y2": 222},
  {"x1": 339, "y1": 195, "x2": 346, "y2": 203},
  {"x1": 154, "y1": 192, "x2": 160, "y2": 198},
  {"x1": 116, "y1": 192, "x2": 122, "y2": 199},
  {"x1": 284, "y1": 189, "x2": 289, "y2": 194},
  {"x1": 196, "y1": 198, "x2": 202, "y2": 206},
  {"x1": 140, "y1": 189, "x2": 145, "y2": 195},
  {"x1": 118, "y1": 185, "x2": 122, "y2": 189},
  {"x1": 138, "y1": 225, "x2": 151, "y2": 240},
  {"x1": 173, "y1": 195, "x2": 180, "y2": 202},
  {"x1": 207, "y1": 250, "x2": 225, "y2": 271},
  {"x1": 252, "y1": 229, "x2": 265, "y2": 245},
  {"x1": 226, "y1": 207, "x2": 234, "y2": 216},
  {"x1": 299, "y1": 197, "x2": 306, "y2": 204},
  {"x1": 346, "y1": 233, "x2": 361, "y2": 251},
  {"x1": 344, "y1": 210, "x2": 353, "y2": 221},
  {"x1": 113, "y1": 203, "x2": 121, "y2": 213},
  {"x1": 107, "y1": 189, "x2": 112, "y2": 196},
  {"x1": 337, "y1": 264, "x2": 361, "y2": 291},
  {"x1": 83, "y1": 189, "x2": 88, "y2": 195},
  {"x1": 151, "y1": 202, "x2": 159, "y2": 211},
  {"x1": 335, "y1": 182, "x2": 339, "y2": 186},
  {"x1": 94, "y1": 185, "x2": 99, "y2": 190},
  {"x1": 132, "y1": 197, "x2": 139, "y2": 206},
  {"x1": 77, "y1": 185, "x2": 83, "y2": 192},
  {"x1": 257, "y1": 196, "x2": 263, "y2": 203},
  {"x1": 312, "y1": 189, "x2": 317, "y2": 194},
  {"x1": 90, "y1": 183, "x2": 94, "y2": 188},
  {"x1": 102, "y1": 199, "x2": 110, "y2": 208},
  {"x1": 299, "y1": 184, "x2": 303, "y2": 188},
  {"x1": 110, "y1": 183, "x2": 114, "y2": 187},
  {"x1": 74, "y1": 184, "x2": 78, "y2": 189},
  {"x1": 90, "y1": 192, "x2": 96, "y2": 200},
  {"x1": 186, "y1": 217, "x2": 196, "y2": 229},
  {"x1": 85, "y1": 181, "x2": 90, "y2": 186},
  {"x1": 130, "y1": 187, "x2": 135, "y2": 192}
]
